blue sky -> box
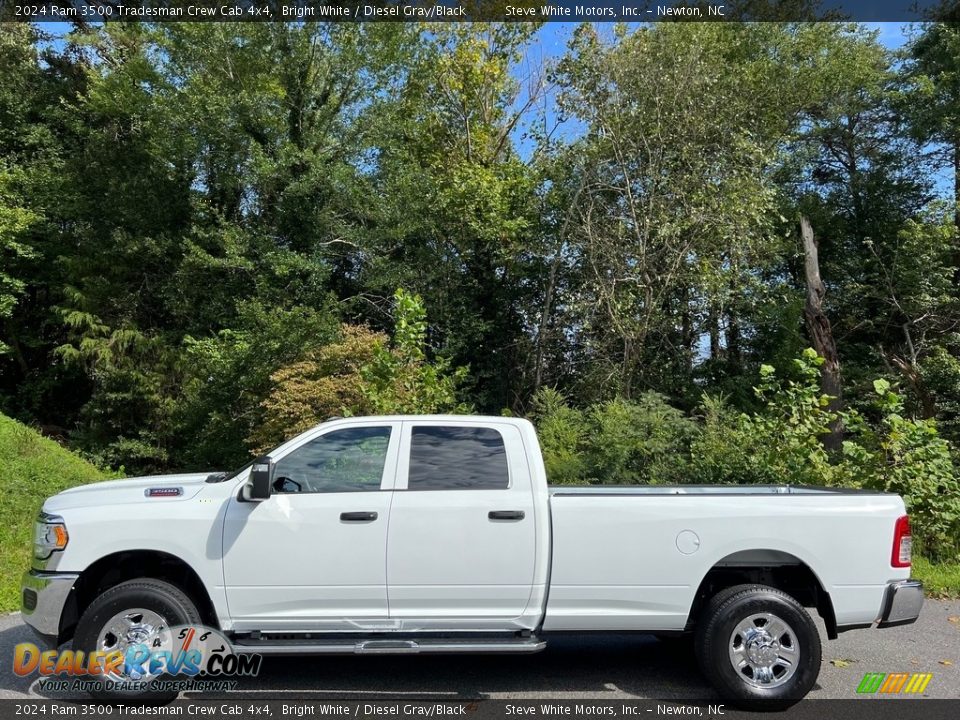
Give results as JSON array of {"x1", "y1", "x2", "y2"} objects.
[
  {"x1": 512, "y1": 23, "x2": 948, "y2": 187},
  {"x1": 522, "y1": 22, "x2": 953, "y2": 199},
  {"x1": 530, "y1": 21, "x2": 909, "y2": 61}
]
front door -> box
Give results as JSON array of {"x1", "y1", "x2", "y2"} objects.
[{"x1": 223, "y1": 422, "x2": 400, "y2": 632}]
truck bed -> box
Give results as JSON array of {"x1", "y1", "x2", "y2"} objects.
[{"x1": 542, "y1": 485, "x2": 906, "y2": 633}]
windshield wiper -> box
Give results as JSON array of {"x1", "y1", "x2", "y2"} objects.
[{"x1": 217, "y1": 458, "x2": 257, "y2": 483}]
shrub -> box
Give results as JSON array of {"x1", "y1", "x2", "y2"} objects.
[
  {"x1": 692, "y1": 349, "x2": 960, "y2": 561},
  {"x1": 531, "y1": 388, "x2": 587, "y2": 484},
  {"x1": 530, "y1": 388, "x2": 696, "y2": 485},
  {"x1": 251, "y1": 289, "x2": 469, "y2": 453},
  {"x1": 176, "y1": 303, "x2": 339, "y2": 470},
  {"x1": 691, "y1": 349, "x2": 840, "y2": 487},
  {"x1": 586, "y1": 395, "x2": 697, "y2": 485},
  {"x1": 250, "y1": 324, "x2": 386, "y2": 454},
  {"x1": 920, "y1": 345, "x2": 960, "y2": 447},
  {"x1": 846, "y1": 379, "x2": 960, "y2": 561},
  {"x1": 360, "y1": 289, "x2": 470, "y2": 415}
]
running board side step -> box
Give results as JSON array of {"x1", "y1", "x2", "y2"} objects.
[{"x1": 232, "y1": 638, "x2": 546, "y2": 656}]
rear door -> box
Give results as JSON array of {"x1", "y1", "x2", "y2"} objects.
[{"x1": 385, "y1": 420, "x2": 538, "y2": 630}]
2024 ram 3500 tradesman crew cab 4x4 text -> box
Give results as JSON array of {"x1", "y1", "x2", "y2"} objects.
[{"x1": 22, "y1": 415, "x2": 923, "y2": 706}]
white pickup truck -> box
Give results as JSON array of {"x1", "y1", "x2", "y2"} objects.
[{"x1": 23, "y1": 415, "x2": 922, "y2": 706}]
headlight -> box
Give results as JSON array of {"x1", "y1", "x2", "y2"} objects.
[{"x1": 34, "y1": 512, "x2": 69, "y2": 560}]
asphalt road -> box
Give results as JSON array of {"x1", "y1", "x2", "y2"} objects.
[{"x1": 1, "y1": 601, "x2": 957, "y2": 701}]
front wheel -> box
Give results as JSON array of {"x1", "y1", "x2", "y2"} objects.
[
  {"x1": 694, "y1": 584, "x2": 821, "y2": 709},
  {"x1": 73, "y1": 578, "x2": 202, "y2": 703}
]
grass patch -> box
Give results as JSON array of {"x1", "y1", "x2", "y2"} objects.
[
  {"x1": 911, "y1": 554, "x2": 960, "y2": 599},
  {"x1": 0, "y1": 413, "x2": 113, "y2": 612}
]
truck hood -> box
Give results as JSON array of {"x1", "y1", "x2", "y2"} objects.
[{"x1": 44, "y1": 472, "x2": 216, "y2": 512}]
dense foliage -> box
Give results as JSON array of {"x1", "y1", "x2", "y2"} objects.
[
  {"x1": 534, "y1": 350, "x2": 960, "y2": 560},
  {"x1": 251, "y1": 289, "x2": 468, "y2": 452},
  {"x1": 531, "y1": 387, "x2": 697, "y2": 486},
  {"x1": 0, "y1": 20, "x2": 958, "y2": 559}
]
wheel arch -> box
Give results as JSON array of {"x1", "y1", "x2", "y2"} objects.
[
  {"x1": 686, "y1": 549, "x2": 838, "y2": 639},
  {"x1": 59, "y1": 549, "x2": 219, "y2": 644}
]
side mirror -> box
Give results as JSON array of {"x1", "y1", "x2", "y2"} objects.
[{"x1": 243, "y1": 457, "x2": 273, "y2": 501}]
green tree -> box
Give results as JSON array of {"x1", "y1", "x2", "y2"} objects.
[
  {"x1": 905, "y1": 21, "x2": 960, "y2": 233},
  {"x1": 530, "y1": 388, "x2": 696, "y2": 486},
  {"x1": 548, "y1": 23, "x2": 863, "y2": 403},
  {"x1": 0, "y1": 25, "x2": 58, "y2": 367},
  {"x1": 360, "y1": 24, "x2": 542, "y2": 411},
  {"x1": 692, "y1": 350, "x2": 960, "y2": 560},
  {"x1": 1, "y1": 23, "x2": 416, "y2": 471},
  {"x1": 249, "y1": 324, "x2": 386, "y2": 455},
  {"x1": 251, "y1": 289, "x2": 468, "y2": 453},
  {"x1": 361, "y1": 289, "x2": 470, "y2": 415},
  {"x1": 780, "y1": 27, "x2": 959, "y2": 443}
]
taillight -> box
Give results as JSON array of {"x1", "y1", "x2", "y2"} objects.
[{"x1": 891, "y1": 515, "x2": 912, "y2": 568}]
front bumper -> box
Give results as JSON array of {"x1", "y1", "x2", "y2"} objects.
[
  {"x1": 21, "y1": 570, "x2": 79, "y2": 645},
  {"x1": 878, "y1": 579, "x2": 923, "y2": 628}
]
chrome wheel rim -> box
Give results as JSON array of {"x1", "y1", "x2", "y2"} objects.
[
  {"x1": 728, "y1": 612, "x2": 799, "y2": 689},
  {"x1": 96, "y1": 607, "x2": 170, "y2": 683}
]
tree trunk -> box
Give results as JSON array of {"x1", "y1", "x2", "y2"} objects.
[
  {"x1": 953, "y1": 139, "x2": 960, "y2": 285},
  {"x1": 680, "y1": 285, "x2": 693, "y2": 373},
  {"x1": 954, "y1": 139, "x2": 959, "y2": 233},
  {"x1": 890, "y1": 355, "x2": 937, "y2": 420},
  {"x1": 800, "y1": 216, "x2": 843, "y2": 451},
  {"x1": 3, "y1": 320, "x2": 29, "y2": 375},
  {"x1": 533, "y1": 178, "x2": 585, "y2": 392},
  {"x1": 725, "y1": 307, "x2": 741, "y2": 371},
  {"x1": 708, "y1": 305, "x2": 720, "y2": 360}
]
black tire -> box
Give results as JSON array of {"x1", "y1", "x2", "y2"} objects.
[
  {"x1": 74, "y1": 578, "x2": 202, "y2": 704},
  {"x1": 694, "y1": 584, "x2": 821, "y2": 710}
]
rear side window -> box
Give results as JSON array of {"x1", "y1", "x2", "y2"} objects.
[{"x1": 408, "y1": 426, "x2": 509, "y2": 490}]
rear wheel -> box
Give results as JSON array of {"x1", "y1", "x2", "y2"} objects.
[
  {"x1": 694, "y1": 584, "x2": 821, "y2": 709},
  {"x1": 73, "y1": 578, "x2": 201, "y2": 703}
]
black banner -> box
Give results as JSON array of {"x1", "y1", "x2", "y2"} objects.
[
  {"x1": 1, "y1": 0, "x2": 959, "y2": 23},
  {"x1": 0, "y1": 699, "x2": 960, "y2": 720}
]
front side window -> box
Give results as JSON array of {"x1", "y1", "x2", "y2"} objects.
[
  {"x1": 272, "y1": 426, "x2": 392, "y2": 493},
  {"x1": 408, "y1": 426, "x2": 509, "y2": 490}
]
